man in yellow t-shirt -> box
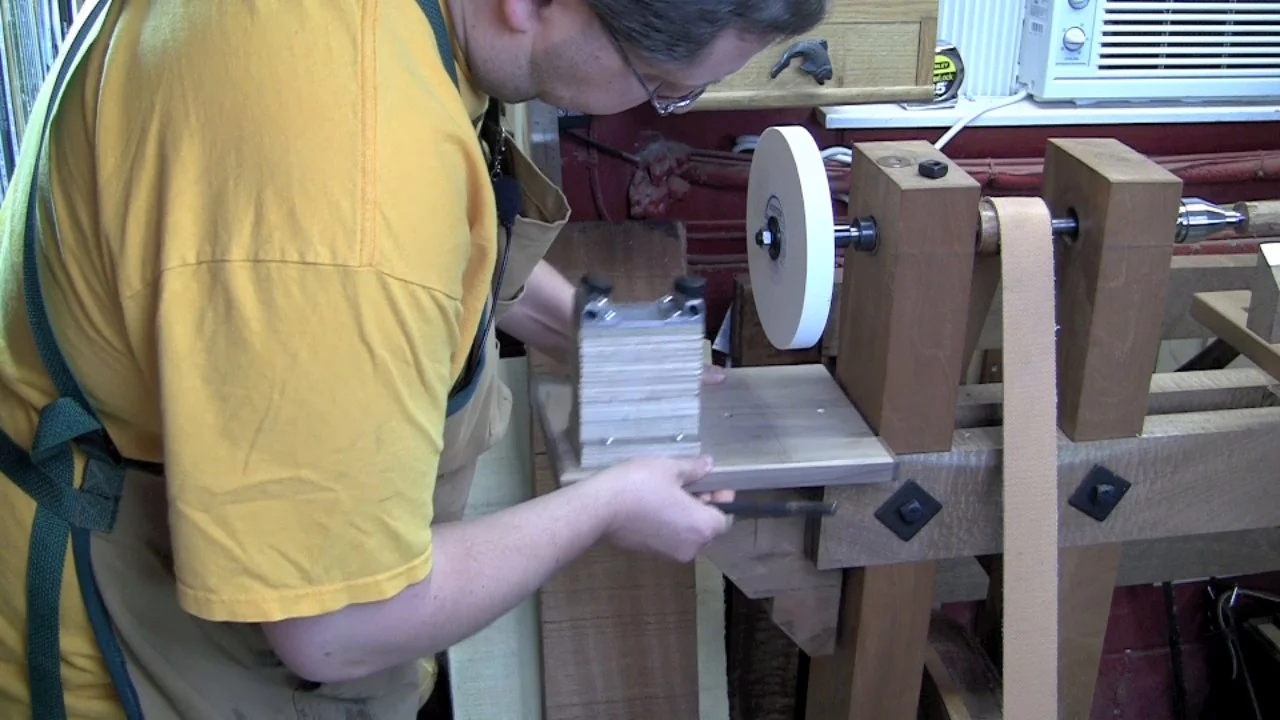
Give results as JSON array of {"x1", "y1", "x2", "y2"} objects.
[{"x1": 0, "y1": 0, "x2": 826, "y2": 717}]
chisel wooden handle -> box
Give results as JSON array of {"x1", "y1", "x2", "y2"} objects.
[{"x1": 1235, "y1": 200, "x2": 1280, "y2": 238}]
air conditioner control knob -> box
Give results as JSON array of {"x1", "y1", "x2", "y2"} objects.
[{"x1": 1063, "y1": 26, "x2": 1087, "y2": 52}]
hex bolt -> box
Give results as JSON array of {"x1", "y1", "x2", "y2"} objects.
[
  {"x1": 898, "y1": 499, "x2": 924, "y2": 524},
  {"x1": 580, "y1": 273, "x2": 613, "y2": 299},
  {"x1": 1092, "y1": 483, "x2": 1116, "y2": 504}
]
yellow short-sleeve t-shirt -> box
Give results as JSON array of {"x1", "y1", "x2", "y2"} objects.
[{"x1": 0, "y1": 0, "x2": 495, "y2": 714}]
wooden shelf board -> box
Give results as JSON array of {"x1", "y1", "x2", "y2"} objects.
[{"x1": 1191, "y1": 290, "x2": 1280, "y2": 381}]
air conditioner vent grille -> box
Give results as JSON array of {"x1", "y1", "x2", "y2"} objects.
[{"x1": 1099, "y1": 0, "x2": 1280, "y2": 73}]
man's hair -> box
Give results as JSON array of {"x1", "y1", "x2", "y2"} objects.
[{"x1": 588, "y1": 0, "x2": 828, "y2": 66}]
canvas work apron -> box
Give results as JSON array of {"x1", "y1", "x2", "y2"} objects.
[{"x1": 0, "y1": 0, "x2": 569, "y2": 717}]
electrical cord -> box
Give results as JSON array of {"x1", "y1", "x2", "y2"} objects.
[{"x1": 1208, "y1": 585, "x2": 1280, "y2": 720}]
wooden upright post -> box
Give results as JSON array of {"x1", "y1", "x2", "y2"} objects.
[
  {"x1": 1046, "y1": 139, "x2": 1183, "y2": 442},
  {"x1": 1045, "y1": 138, "x2": 1182, "y2": 719},
  {"x1": 807, "y1": 141, "x2": 981, "y2": 720},
  {"x1": 834, "y1": 142, "x2": 983, "y2": 453}
]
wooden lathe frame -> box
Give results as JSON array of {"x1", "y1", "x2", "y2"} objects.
[{"x1": 533, "y1": 137, "x2": 1280, "y2": 720}]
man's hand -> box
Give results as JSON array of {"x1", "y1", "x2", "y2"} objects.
[
  {"x1": 702, "y1": 364, "x2": 726, "y2": 385},
  {"x1": 593, "y1": 455, "x2": 733, "y2": 563}
]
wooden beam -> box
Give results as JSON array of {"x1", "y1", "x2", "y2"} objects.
[
  {"x1": 935, "y1": 527, "x2": 1280, "y2": 605},
  {"x1": 807, "y1": 144, "x2": 980, "y2": 720},
  {"x1": 1040, "y1": 138, "x2": 1183, "y2": 719},
  {"x1": 804, "y1": 563, "x2": 938, "y2": 719},
  {"x1": 704, "y1": 368, "x2": 1274, "y2": 597},
  {"x1": 715, "y1": 524, "x2": 1280, "y2": 606},
  {"x1": 815, "y1": 406, "x2": 1280, "y2": 568}
]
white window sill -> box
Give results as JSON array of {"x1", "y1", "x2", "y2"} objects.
[{"x1": 819, "y1": 96, "x2": 1280, "y2": 130}]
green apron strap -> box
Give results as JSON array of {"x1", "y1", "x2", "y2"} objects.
[
  {"x1": 1, "y1": 0, "x2": 145, "y2": 717},
  {"x1": 417, "y1": 0, "x2": 458, "y2": 88},
  {"x1": 415, "y1": 0, "x2": 501, "y2": 418}
]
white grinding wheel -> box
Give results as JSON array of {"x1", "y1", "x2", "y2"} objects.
[{"x1": 745, "y1": 126, "x2": 835, "y2": 350}]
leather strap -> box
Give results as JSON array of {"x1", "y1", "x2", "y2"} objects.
[{"x1": 989, "y1": 197, "x2": 1060, "y2": 719}]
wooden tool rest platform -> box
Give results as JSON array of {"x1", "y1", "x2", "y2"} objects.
[
  {"x1": 537, "y1": 364, "x2": 895, "y2": 493},
  {"x1": 533, "y1": 137, "x2": 1280, "y2": 720}
]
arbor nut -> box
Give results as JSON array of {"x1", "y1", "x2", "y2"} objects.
[{"x1": 918, "y1": 159, "x2": 949, "y2": 179}]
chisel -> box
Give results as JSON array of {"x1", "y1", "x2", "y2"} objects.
[{"x1": 709, "y1": 500, "x2": 837, "y2": 518}]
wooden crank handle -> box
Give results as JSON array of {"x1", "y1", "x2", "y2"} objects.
[{"x1": 1234, "y1": 200, "x2": 1280, "y2": 237}]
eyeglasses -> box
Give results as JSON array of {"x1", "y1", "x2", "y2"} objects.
[{"x1": 603, "y1": 23, "x2": 706, "y2": 116}]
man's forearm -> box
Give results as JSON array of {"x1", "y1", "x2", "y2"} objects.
[
  {"x1": 261, "y1": 476, "x2": 614, "y2": 684},
  {"x1": 497, "y1": 260, "x2": 575, "y2": 366}
]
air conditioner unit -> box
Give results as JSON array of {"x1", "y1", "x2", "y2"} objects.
[{"x1": 1017, "y1": 0, "x2": 1280, "y2": 102}]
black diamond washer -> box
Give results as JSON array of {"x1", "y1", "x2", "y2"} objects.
[
  {"x1": 1068, "y1": 464, "x2": 1132, "y2": 522},
  {"x1": 875, "y1": 480, "x2": 942, "y2": 541}
]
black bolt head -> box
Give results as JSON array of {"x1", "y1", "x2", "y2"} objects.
[
  {"x1": 918, "y1": 159, "x2": 949, "y2": 179},
  {"x1": 580, "y1": 273, "x2": 613, "y2": 297},
  {"x1": 674, "y1": 275, "x2": 707, "y2": 299},
  {"x1": 1092, "y1": 483, "x2": 1116, "y2": 503},
  {"x1": 898, "y1": 499, "x2": 924, "y2": 524}
]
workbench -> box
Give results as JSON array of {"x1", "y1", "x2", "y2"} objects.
[{"x1": 527, "y1": 134, "x2": 1280, "y2": 719}]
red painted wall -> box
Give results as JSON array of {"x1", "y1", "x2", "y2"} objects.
[
  {"x1": 558, "y1": 107, "x2": 1280, "y2": 720},
  {"x1": 560, "y1": 107, "x2": 1280, "y2": 333}
]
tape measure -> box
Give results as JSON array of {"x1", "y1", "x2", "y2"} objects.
[{"x1": 932, "y1": 42, "x2": 964, "y2": 102}]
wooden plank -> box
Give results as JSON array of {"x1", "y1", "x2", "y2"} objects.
[
  {"x1": 1193, "y1": 290, "x2": 1280, "y2": 380},
  {"x1": 533, "y1": 221, "x2": 712, "y2": 719},
  {"x1": 815, "y1": 406, "x2": 1280, "y2": 568},
  {"x1": 534, "y1": 365, "x2": 895, "y2": 492},
  {"x1": 803, "y1": 563, "x2": 938, "y2": 719},
  {"x1": 935, "y1": 527, "x2": 1280, "y2": 604},
  {"x1": 690, "y1": 0, "x2": 938, "y2": 111},
  {"x1": 695, "y1": 557, "x2": 731, "y2": 720},
  {"x1": 835, "y1": 141, "x2": 981, "y2": 453},
  {"x1": 448, "y1": 358, "x2": 544, "y2": 719}
]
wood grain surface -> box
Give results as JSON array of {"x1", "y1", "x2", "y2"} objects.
[{"x1": 536, "y1": 364, "x2": 895, "y2": 492}]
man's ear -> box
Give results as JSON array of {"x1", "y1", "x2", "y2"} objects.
[{"x1": 497, "y1": 0, "x2": 544, "y2": 33}]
